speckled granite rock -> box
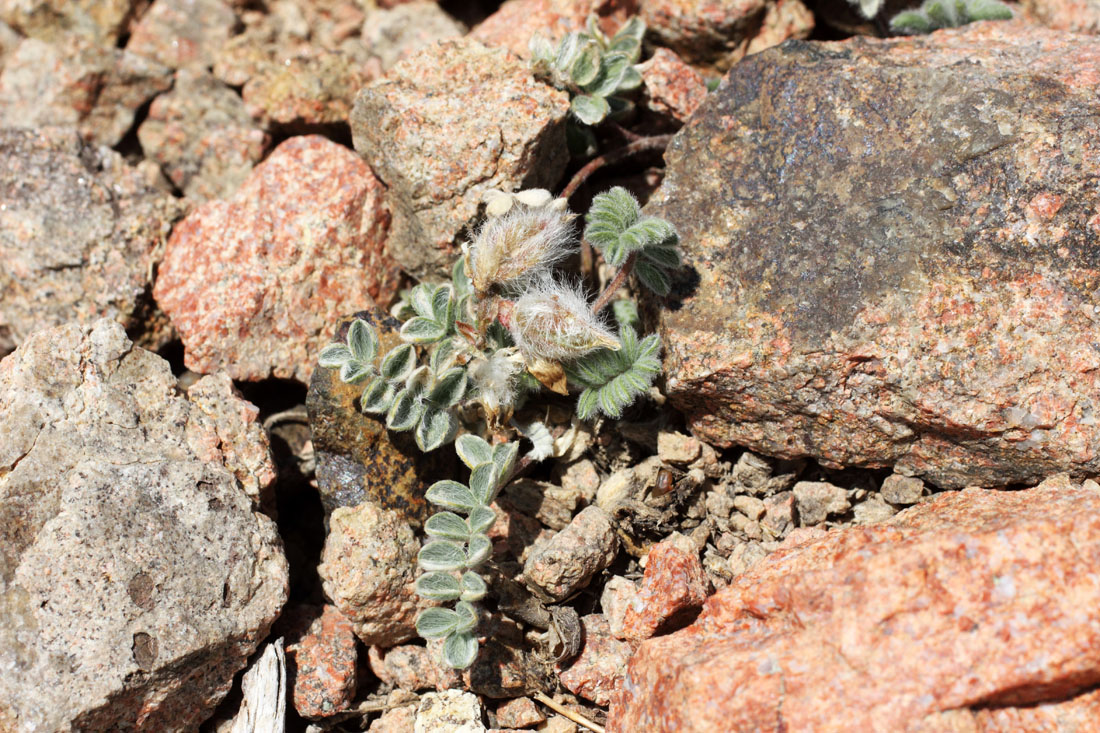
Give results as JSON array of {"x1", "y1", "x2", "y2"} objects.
[
  {"x1": 609, "y1": 476, "x2": 1100, "y2": 732},
  {"x1": 0, "y1": 319, "x2": 287, "y2": 732},
  {"x1": 126, "y1": 0, "x2": 238, "y2": 69},
  {"x1": 639, "y1": 0, "x2": 813, "y2": 72},
  {"x1": 0, "y1": 0, "x2": 139, "y2": 44},
  {"x1": 242, "y1": 50, "x2": 368, "y2": 133},
  {"x1": 154, "y1": 135, "x2": 400, "y2": 383},
  {"x1": 350, "y1": 38, "x2": 570, "y2": 279},
  {"x1": 0, "y1": 127, "x2": 181, "y2": 358},
  {"x1": 286, "y1": 605, "x2": 358, "y2": 718},
  {"x1": 654, "y1": 21, "x2": 1100, "y2": 489},
  {"x1": 618, "y1": 534, "x2": 707, "y2": 640},
  {"x1": 0, "y1": 34, "x2": 172, "y2": 146},
  {"x1": 138, "y1": 67, "x2": 268, "y2": 202},
  {"x1": 1020, "y1": 0, "x2": 1100, "y2": 32},
  {"x1": 524, "y1": 506, "x2": 618, "y2": 602},
  {"x1": 638, "y1": 47, "x2": 707, "y2": 124},
  {"x1": 362, "y1": 1, "x2": 465, "y2": 71},
  {"x1": 558, "y1": 615, "x2": 636, "y2": 706},
  {"x1": 469, "y1": 0, "x2": 638, "y2": 58}
]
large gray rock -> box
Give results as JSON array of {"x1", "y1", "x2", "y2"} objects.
[
  {"x1": 652, "y1": 21, "x2": 1100, "y2": 489},
  {"x1": 0, "y1": 319, "x2": 288, "y2": 732},
  {"x1": 0, "y1": 127, "x2": 181, "y2": 358},
  {"x1": 351, "y1": 38, "x2": 570, "y2": 279}
]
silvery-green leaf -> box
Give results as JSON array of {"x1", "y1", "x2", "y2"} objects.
[
  {"x1": 340, "y1": 359, "x2": 372, "y2": 384},
  {"x1": 380, "y1": 343, "x2": 416, "y2": 382},
  {"x1": 617, "y1": 65, "x2": 643, "y2": 91},
  {"x1": 441, "y1": 630, "x2": 478, "y2": 670},
  {"x1": 467, "y1": 505, "x2": 497, "y2": 535},
  {"x1": 635, "y1": 258, "x2": 672, "y2": 296},
  {"x1": 452, "y1": 257, "x2": 472, "y2": 298},
  {"x1": 401, "y1": 317, "x2": 446, "y2": 344},
  {"x1": 416, "y1": 407, "x2": 457, "y2": 452},
  {"x1": 491, "y1": 442, "x2": 520, "y2": 486},
  {"x1": 612, "y1": 299, "x2": 640, "y2": 330},
  {"x1": 585, "y1": 186, "x2": 640, "y2": 251},
  {"x1": 585, "y1": 12, "x2": 606, "y2": 44},
  {"x1": 571, "y1": 94, "x2": 610, "y2": 125},
  {"x1": 425, "y1": 511, "x2": 470, "y2": 541},
  {"x1": 529, "y1": 33, "x2": 555, "y2": 63},
  {"x1": 585, "y1": 52, "x2": 630, "y2": 97},
  {"x1": 858, "y1": 0, "x2": 885, "y2": 17},
  {"x1": 466, "y1": 533, "x2": 492, "y2": 567},
  {"x1": 386, "y1": 389, "x2": 423, "y2": 431},
  {"x1": 607, "y1": 34, "x2": 642, "y2": 63},
  {"x1": 415, "y1": 571, "x2": 462, "y2": 602},
  {"x1": 621, "y1": 217, "x2": 677, "y2": 252},
  {"x1": 430, "y1": 338, "x2": 458, "y2": 375},
  {"x1": 418, "y1": 540, "x2": 467, "y2": 572},
  {"x1": 570, "y1": 40, "x2": 601, "y2": 87},
  {"x1": 318, "y1": 343, "x2": 352, "y2": 368},
  {"x1": 360, "y1": 377, "x2": 395, "y2": 414},
  {"x1": 427, "y1": 367, "x2": 467, "y2": 407},
  {"x1": 347, "y1": 319, "x2": 378, "y2": 364},
  {"x1": 454, "y1": 601, "x2": 479, "y2": 633},
  {"x1": 576, "y1": 389, "x2": 599, "y2": 421},
  {"x1": 425, "y1": 480, "x2": 479, "y2": 512},
  {"x1": 460, "y1": 571, "x2": 488, "y2": 602},
  {"x1": 431, "y1": 284, "x2": 454, "y2": 325},
  {"x1": 468, "y1": 462, "x2": 498, "y2": 506},
  {"x1": 613, "y1": 16, "x2": 646, "y2": 43},
  {"x1": 417, "y1": 607, "x2": 459, "y2": 639},
  {"x1": 411, "y1": 283, "x2": 434, "y2": 319},
  {"x1": 455, "y1": 434, "x2": 492, "y2": 468},
  {"x1": 406, "y1": 365, "x2": 433, "y2": 398},
  {"x1": 554, "y1": 31, "x2": 583, "y2": 71},
  {"x1": 889, "y1": 8, "x2": 933, "y2": 31}
]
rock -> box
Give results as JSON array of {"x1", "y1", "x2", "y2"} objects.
[
  {"x1": 0, "y1": 319, "x2": 287, "y2": 731},
  {"x1": 600, "y1": 575, "x2": 638, "y2": 639},
  {"x1": 494, "y1": 696, "x2": 544, "y2": 728},
  {"x1": 368, "y1": 643, "x2": 460, "y2": 692},
  {"x1": 306, "y1": 310, "x2": 442, "y2": 523},
  {"x1": 654, "y1": 21, "x2": 1100, "y2": 489},
  {"x1": 286, "y1": 605, "x2": 358, "y2": 718},
  {"x1": 610, "y1": 475, "x2": 1100, "y2": 731},
  {"x1": 0, "y1": 20, "x2": 18, "y2": 65},
  {"x1": 126, "y1": 0, "x2": 239, "y2": 69},
  {"x1": 880, "y1": 473, "x2": 925, "y2": 505},
  {"x1": 792, "y1": 481, "x2": 850, "y2": 525},
  {"x1": 732, "y1": 494, "x2": 766, "y2": 521},
  {"x1": 558, "y1": 615, "x2": 637, "y2": 707},
  {"x1": 656, "y1": 429, "x2": 702, "y2": 464},
  {"x1": 501, "y1": 478, "x2": 579, "y2": 530},
  {"x1": 367, "y1": 691, "x2": 420, "y2": 732},
  {"x1": 350, "y1": 38, "x2": 570, "y2": 279},
  {"x1": 469, "y1": 0, "x2": 638, "y2": 59},
  {"x1": 0, "y1": 0, "x2": 138, "y2": 44},
  {"x1": 138, "y1": 68, "x2": 268, "y2": 202},
  {"x1": 416, "y1": 690, "x2": 486, "y2": 733},
  {"x1": 0, "y1": 35, "x2": 172, "y2": 146},
  {"x1": 317, "y1": 499, "x2": 425, "y2": 647},
  {"x1": 760, "y1": 491, "x2": 794, "y2": 539},
  {"x1": 1020, "y1": 0, "x2": 1100, "y2": 32},
  {"x1": 154, "y1": 135, "x2": 400, "y2": 383},
  {"x1": 595, "y1": 468, "x2": 637, "y2": 511},
  {"x1": 557, "y1": 459, "x2": 601, "y2": 503},
  {"x1": 0, "y1": 127, "x2": 181, "y2": 358},
  {"x1": 852, "y1": 494, "x2": 899, "y2": 525},
  {"x1": 524, "y1": 506, "x2": 619, "y2": 602},
  {"x1": 639, "y1": 0, "x2": 812, "y2": 73},
  {"x1": 363, "y1": 2, "x2": 465, "y2": 71},
  {"x1": 638, "y1": 46, "x2": 709, "y2": 125},
  {"x1": 242, "y1": 50, "x2": 368, "y2": 134},
  {"x1": 619, "y1": 534, "x2": 707, "y2": 640}
]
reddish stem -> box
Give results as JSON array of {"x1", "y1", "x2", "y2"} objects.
[
  {"x1": 559, "y1": 134, "x2": 673, "y2": 203},
  {"x1": 590, "y1": 252, "x2": 637, "y2": 315}
]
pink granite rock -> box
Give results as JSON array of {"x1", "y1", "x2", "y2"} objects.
[
  {"x1": 242, "y1": 50, "x2": 369, "y2": 133},
  {"x1": 494, "y1": 696, "x2": 545, "y2": 728},
  {"x1": 619, "y1": 535, "x2": 707, "y2": 640},
  {"x1": 609, "y1": 475, "x2": 1100, "y2": 732},
  {"x1": 368, "y1": 644, "x2": 460, "y2": 692},
  {"x1": 126, "y1": 0, "x2": 238, "y2": 69},
  {"x1": 154, "y1": 134, "x2": 400, "y2": 383},
  {"x1": 1019, "y1": 0, "x2": 1100, "y2": 32},
  {"x1": 469, "y1": 0, "x2": 639, "y2": 58},
  {"x1": 286, "y1": 605, "x2": 359, "y2": 718},
  {"x1": 638, "y1": 47, "x2": 707, "y2": 124},
  {"x1": 558, "y1": 615, "x2": 637, "y2": 706},
  {"x1": 0, "y1": 0, "x2": 138, "y2": 44}
]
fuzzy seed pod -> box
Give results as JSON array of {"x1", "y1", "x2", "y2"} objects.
[
  {"x1": 508, "y1": 280, "x2": 620, "y2": 361},
  {"x1": 469, "y1": 204, "x2": 575, "y2": 295}
]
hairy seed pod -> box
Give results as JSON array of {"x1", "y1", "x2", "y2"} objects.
[
  {"x1": 508, "y1": 279, "x2": 619, "y2": 361},
  {"x1": 469, "y1": 204, "x2": 575, "y2": 295}
]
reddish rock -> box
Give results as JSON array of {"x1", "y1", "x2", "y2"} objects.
[
  {"x1": 368, "y1": 643, "x2": 459, "y2": 691},
  {"x1": 287, "y1": 605, "x2": 359, "y2": 718},
  {"x1": 154, "y1": 135, "x2": 400, "y2": 383},
  {"x1": 0, "y1": 127, "x2": 181, "y2": 357},
  {"x1": 469, "y1": 0, "x2": 638, "y2": 58},
  {"x1": 350, "y1": 38, "x2": 570, "y2": 279},
  {"x1": 126, "y1": 0, "x2": 238, "y2": 69},
  {"x1": 653, "y1": 21, "x2": 1100, "y2": 489},
  {"x1": 138, "y1": 67, "x2": 268, "y2": 202},
  {"x1": 494, "y1": 696, "x2": 545, "y2": 728},
  {"x1": 609, "y1": 475, "x2": 1100, "y2": 732},
  {"x1": 1020, "y1": 0, "x2": 1100, "y2": 32},
  {"x1": 242, "y1": 51, "x2": 369, "y2": 133},
  {"x1": 0, "y1": 35, "x2": 171, "y2": 146},
  {"x1": 638, "y1": 48, "x2": 707, "y2": 124},
  {"x1": 619, "y1": 535, "x2": 707, "y2": 640},
  {"x1": 744, "y1": 0, "x2": 815, "y2": 57},
  {"x1": 600, "y1": 575, "x2": 639, "y2": 639},
  {"x1": 523, "y1": 506, "x2": 619, "y2": 602},
  {"x1": 558, "y1": 615, "x2": 637, "y2": 706}
]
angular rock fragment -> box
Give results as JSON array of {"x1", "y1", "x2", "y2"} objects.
[
  {"x1": 792, "y1": 481, "x2": 850, "y2": 525},
  {"x1": 619, "y1": 534, "x2": 708, "y2": 640},
  {"x1": 1019, "y1": 0, "x2": 1100, "y2": 33},
  {"x1": 126, "y1": 0, "x2": 239, "y2": 69},
  {"x1": 524, "y1": 506, "x2": 619, "y2": 602},
  {"x1": 654, "y1": 21, "x2": 1100, "y2": 488},
  {"x1": 285, "y1": 605, "x2": 358, "y2": 718},
  {"x1": 351, "y1": 38, "x2": 570, "y2": 279},
  {"x1": 0, "y1": 319, "x2": 287, "y2": 732},
  {"x1": 469, "y1": 0, "x2": 638, "y2": 58},
  {"x1": 558, "y1": 615, "x2": 636, "y2": 706},
  {"x1": 0, "y1": 127, "x2": 181, "y2": 357},
  {"x1": 242, "y1": 50, "x2": 368, "y2": 134},
  {"x1": 363, "y1": 1, "x2": 465, "y2": 71},
  {"x1": 154, "y1": 135, "x2": 400, "y2": 383},
  {"x1": 0, "y1": 0, "x2": 139, "y2": 44},
  {"x1": 610, "y1": 475, "x2": 1100, "y2": 732}
]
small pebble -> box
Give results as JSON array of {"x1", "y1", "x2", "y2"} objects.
[
  {"x1": 495, "y1": 696, "x2": 545, "y2": 728},
  {"x1": 880, "y1": 474, "x2": 925, "y2": 505},
  {"x1": 853, "y1": 495, "x2": 899, "y2": 525},
  {"x1": 792, "y1": 481, "x2": 850, "y2": 525},
  {"x1": 524, "y1": 506, "x2": 619, "y2": 602},
  {"x1": 415, "y1": 690, "x2": 485, "y2": 733},
  {"x1": 733, "y1": 494, "x2": 767, "y2": 521},
  {"x1": 620, "y1": 534, "x2": 708, "y2": 640},
  {"x1": 657, "y1": 430, "x2": 702, "y2": 464},
  {"x1": 762, "y1": 491, "x2": 796, "y2": 538}
]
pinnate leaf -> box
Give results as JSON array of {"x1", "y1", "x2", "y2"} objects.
[
  {"x1": 419, "y1": 540, "x2": 467, "y2": 571},
  {"x1": 416, "y1": 572, "x2": 462, "y2": 601},
  {"x1": 425, "y1": 480, "x2": 479, "y2": 512},
  {"x1": 425, "y1": 511, "x2": 470, "y2": 541}
]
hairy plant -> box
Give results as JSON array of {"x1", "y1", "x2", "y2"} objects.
[
  {"x1": 890, "y1": 0, "x2": 1012, "y2": 33},
  {"x1": 566, "y1": 326, "x2": 661, "y2": 420},
  {"x1": 585, "y1": 186, "x2": 682, "y2": 296}
]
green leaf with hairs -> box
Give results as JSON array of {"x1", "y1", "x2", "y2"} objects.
[
  {"x1": 426, "y1": 480, "x2": 479, "y2": 512},
  {"x1": 318, "y1": 343, "x2": 351, "y2": 369},
  {"x1": 416, "y1": 407, "x2": 456, "y2": 452},
  {"x1": 460, "y1": 571, "x2": 488, "y2": 602},
  {"x1": 419, "y1": 540, "x2": 467, "y2": 572},
  {"x1": 467, "y1": 505, "x2": 497, "y2": 535},
  {"x1": 360, "y1": 377, "x2": 395, "y2": 414},
  {"x1": 417, "y1": 607, "x2": 460, "y2": 639},
  {"x1": 466, "y1": 534, "x2": 492, "y2": 567},
  {"x1": 416, "y1": 572, "x2": 462, "y2": 602},
  {"x1": 455, "y1": 434, "x2": 493, "y2": 469},
  {"x1": 401, "y1": 316, "x2": 447, "y2": 344},
  {"x1": 347, "y1": 319, "x2": 378, "y2": 363},
  {"x1": 468, "y1": 462, "x2": 498, "y2": 506},
  {"x1": 571, "y1": 94, "x2": 611, "y2": 125},
  {"x1": 380, "y1": 343, "x2": 416, "y2": 382},
  {"x1": 441, "y1": 630, "x2": 479, "y2": 669},
  {"x1": 425, "y1": 511, "x2": 470, "y2": 541},
  {"x1": 427, "y1": 367, "x2": 467, "y2": 408}
]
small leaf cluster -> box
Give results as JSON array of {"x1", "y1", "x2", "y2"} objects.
[
  {"x1": 566, "y1": 326, "x2": 661, "y2": 420},
  {"x1": 585, "y1": 187, "x2": 681, "y2": 295},
  {"x1": 890, "y1": 0, "x2": 1012, "y2": 33},
  {"x1": 415, "y1": 436, "x2": 519, "y2": 669},
  {"x1": 530, "y1": 16, "x2": 645, "y2": 126}
]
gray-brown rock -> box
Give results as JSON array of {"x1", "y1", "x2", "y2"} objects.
[
  {"x1": 469, "y1": 0, "x2": 638, "y2": 59},
  {"x1": 0, "y1": 127, "x2": 180, "y2": 358},
  {"x1": 1019, "y1": 0, "x2": 1100, "y2": 32},
  {"x1": 0, "y1": 0, "x2": 138, "y2": 44},
  {"x1": 416, "y1": 690, "x2": 485, "y2": 733},
  {"x1": 654, "y1": 21, "x2": 1100, "y2": 489},
  {"x1": 524, "y1": 506, "x2": 618, "y2": 602},
  {"x1": 0, "y1": 319, "x2": 287, "y2": 732},
  {"x1": 351, "y1": 38, "x2": 570, "y2": 278},
  {"x1": 0, "y1": 34, "x2": 172, "y2": 145},
  {"x1": 154, "y1": 135, "x2": 400, "y2": 383},
  {"x1": 317, "y1": 500, "x2": 426, "y2": 647},
  {"x1": 881, "y1": 473, "x2": 925, "y2": 505},
  {"x1": 363, "y1": 2, "x2": 465, "y2": 71},
  {"x1": 138, "y1": 67, "x2": 268, "y2": 202},
  {"x1": 792, "y1": 481, "x2": 850, "y2": 525},
  {"x1": 609, "y1": 475, "x2": 1100, "y2": 732},
  {"x1": 242, "y1": 50, "x2": 368, "y2": 133},
  {"x1": 126, "y1": 0, "x2": 238, "y2": 69},
  {"x1": 368, "y1": 643, "x2": 460, "y2": 692}
]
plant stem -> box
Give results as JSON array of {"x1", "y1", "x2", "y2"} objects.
[
  {"x1": 560, "y1": 133, "x2": 673, "y2": 203},
  {"x1": 590, "y1": 252, "x2": 637, "y2": 315},
  {"x1": 532, "y1": 691, "x2": 606, "y2": 733}
]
